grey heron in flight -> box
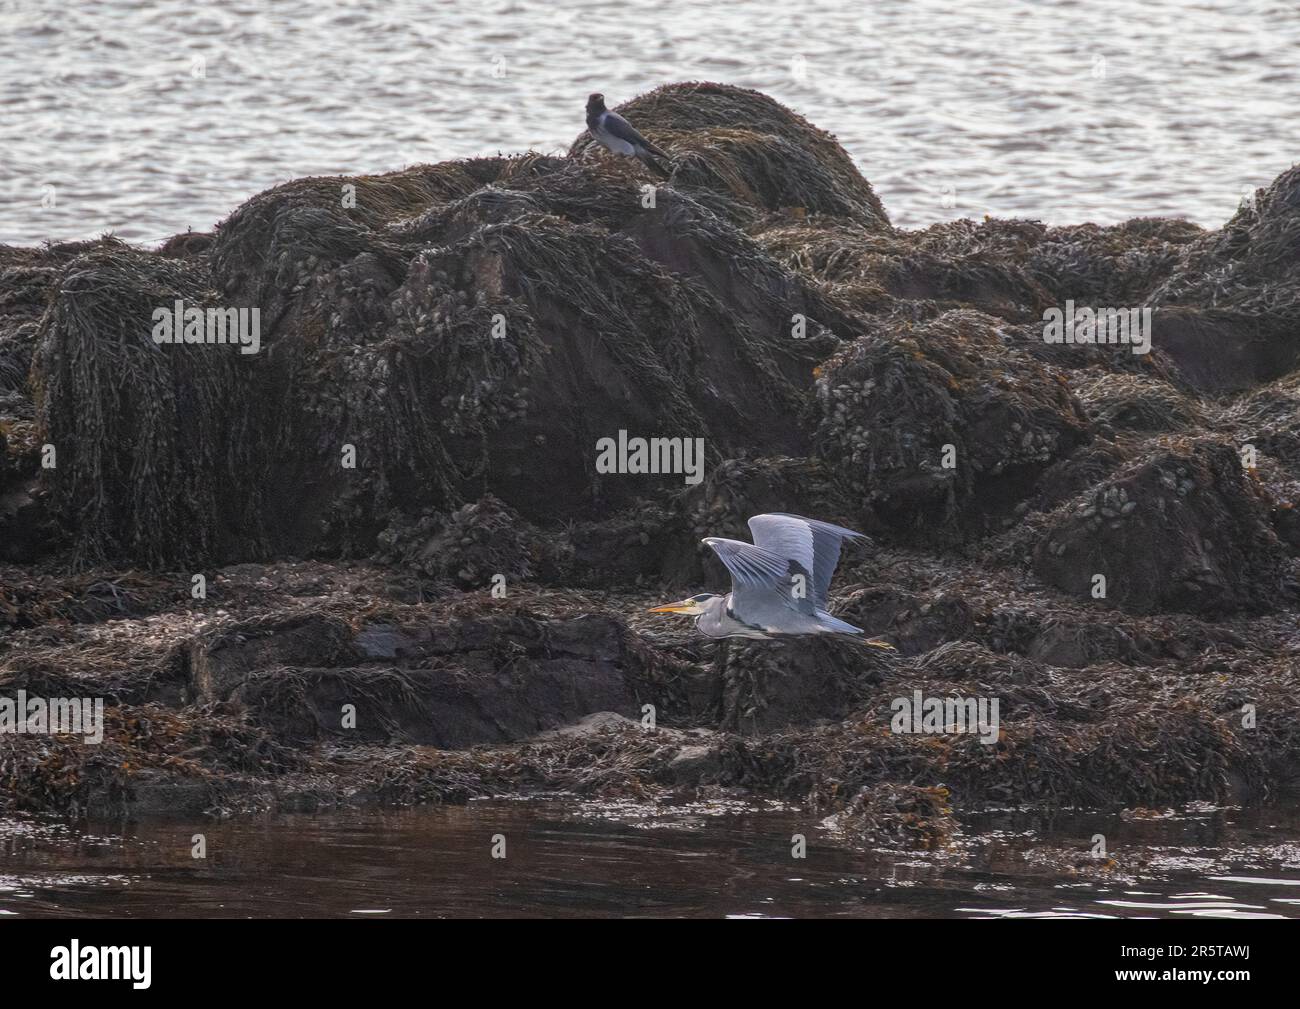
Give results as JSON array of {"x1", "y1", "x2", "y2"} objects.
[{"x1": 649, "y1": 513, "x2": 894, "y2": 646}]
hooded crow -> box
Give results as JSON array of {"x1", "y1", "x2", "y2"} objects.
[{"x1": 585, "y1": 93, "x2": 672, "y2": 178}]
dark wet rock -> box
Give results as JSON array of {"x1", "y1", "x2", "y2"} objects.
[
  {"x1": 186, "y1": 608, "x2": 686, "y2": 748},
  {"x1": 1033, "y1": 441, "x2": 1288, "y2": 615},
  {"x1": 0, "y1": 476, "x2": 53, "y2": 563},
  {"x1": 189, "y1": 613, "x2": 357, "y2": 703},
  {"x1": 353, "y1": 624, "x2": 417, "y2": 661},
  {"x1": 665, "y1": 741, "x2": 725, "y2": 785},
  {"x1": 98, "y1": 770, "x2": 214, "y2": 817},
  {"x1": 230, "y1": 660, "x2": 634, "y2": 748}
]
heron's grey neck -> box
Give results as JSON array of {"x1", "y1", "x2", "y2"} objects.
[{"x1": 696, "y1": 595, "x2": 734, "y2": 638}]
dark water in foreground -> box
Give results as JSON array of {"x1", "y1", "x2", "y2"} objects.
[{"x1": 3, "y1": 799, "x2": 1299, "y2": 918}]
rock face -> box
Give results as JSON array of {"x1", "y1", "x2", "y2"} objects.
[
  {"x1": 1032, "y1": 441, "x2": 1286, "y2": 615},
  {"x1": 28, "y1": 113, "x2": 857, "y2": 564},
  {"x1": 3, "y1": 84, "x2": 1300, "y2": 846}
]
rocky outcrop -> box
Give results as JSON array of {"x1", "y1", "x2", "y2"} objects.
[
  {"x1": 3, "y1": 85, "x2": 1300, "y2": 850},
  {"x1": 1032, "y1": 441, "x2": 1287, "y2": 615}
]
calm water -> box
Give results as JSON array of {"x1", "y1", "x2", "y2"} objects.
[
  {"x1": 3, "y1": 0, "x2": 1299, "y2": 245},
  {"x1": 3, "y1": 799, "x2": 1299, "y2": 918}
]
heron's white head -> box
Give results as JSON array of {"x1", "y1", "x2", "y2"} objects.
[{"x1": 648, "y1": 592, "x2": 717, "y2": 616}]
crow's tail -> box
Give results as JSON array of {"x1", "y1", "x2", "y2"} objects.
[{"x1": 639, "y1": 150, "x2": 672, "y2": 179}]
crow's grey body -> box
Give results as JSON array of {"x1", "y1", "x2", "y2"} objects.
[{"x1": 585, "y1": 93, "x2": 671, "y2": 177}]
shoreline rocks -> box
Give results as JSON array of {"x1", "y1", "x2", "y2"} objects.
[{"x1": 3, "y1": 84, "x2": 1300, "y2": 851}]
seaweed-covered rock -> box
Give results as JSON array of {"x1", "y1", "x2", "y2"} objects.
[
  {"x1": 7, "y1": 87, "x2": 1300, "y2": 850},
  {"x1": 813, "y1": 309, "x2": 1091, "y2": 540},
  {"x1": 1148, "y1": 165, "x2": 1300, "y2": 392},
  {"x1": 911, "y1": 639, "x2": 1049, "y2": 685},
  {"x1": 1029, "y1": 217, "x2": 1204, "y2": 307},
  {"x1": 833, "y1": 586, "x2": 974, "y2": 656},
  {"x1": 719, "y1": 636, "x2": 892, "y2": 734},
  {"x1": 757, "y1": 216, "x2": 1054, "y2": 322},
  {"x1": 1074, "y1": 371, "x2": 1205, "y2": 433},
  {"x1": 31, "y1": 247, "x2": 267, "y2": 566},
  {"x1": 30, "y1": 101, "x2": 869, "y2": 565},
  {"x1": 1033, "y1": 441, "x2": 1287, "y2": 615},
  {"x1": 570, "y1": 83, "x2": 891, "y2": 230},
  {"x1": 1222, "y1": 372, "x2": 1300, "y2": 491},
  {"x1": 375, "y1": 495, "x2": 547, "y2": 588},
  {"x1": 550, "y1": 503, "x2": 679, "y2": 589},
  {"x1": 820, "y1": 783, "x2": 955, "y2": 850}
]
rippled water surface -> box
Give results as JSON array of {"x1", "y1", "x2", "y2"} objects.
[
  {"x1": 3, "y1": 0, "x2": 1299, "y2": 245},
  {"x1": 3, "y1": 800, "x2": 1300, "y2": 918}
]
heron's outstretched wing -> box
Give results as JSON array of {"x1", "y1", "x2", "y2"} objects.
[
  {"x1": 701, "y1": 536, "x2": 813, "y2": 617},
  {"x1": 603, "y1": 111, "x2": 669, "y2": 158},
  {"x1": 747, "y1": 513, "x2": 864, "y2": 608}
]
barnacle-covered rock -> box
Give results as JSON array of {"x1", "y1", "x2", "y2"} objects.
[
  {"x1": 812, "y1": 309, "x2": 1091, "y2": 541},
  {"x1": 1032, "y1": 440, "x2": 1287, "y2": 615}
]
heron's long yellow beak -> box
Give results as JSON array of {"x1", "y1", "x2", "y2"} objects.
[{"x1": 648, "y1": 602, "x2": 692, "y2": 613}]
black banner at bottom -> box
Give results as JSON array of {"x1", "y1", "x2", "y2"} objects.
[{"x1": 0, "y1": 919, "x2": 1278, "y2": 995}]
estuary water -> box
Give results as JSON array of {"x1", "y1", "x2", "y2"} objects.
[{"x1": 3, "y1": 799, "x2": 1299, "y2": 918}]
